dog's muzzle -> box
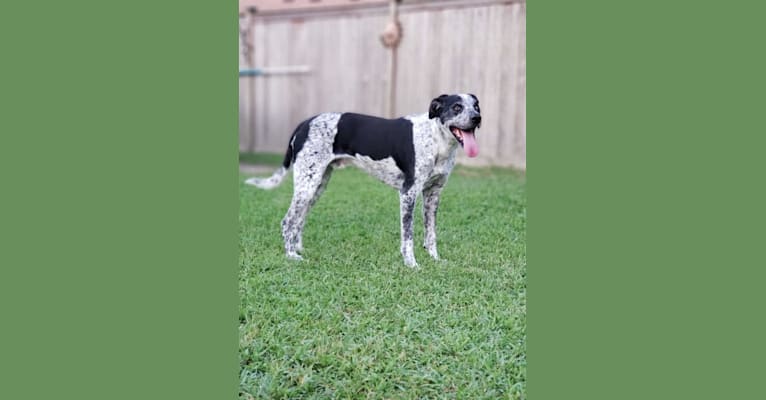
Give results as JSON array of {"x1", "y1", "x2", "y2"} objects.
[{"x1": 450, "y1": 124, "x2": 479, "y2": 158}]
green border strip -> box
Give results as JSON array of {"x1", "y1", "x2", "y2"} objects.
[
  {"x1": 1, "y1": 1, "x2": 239, "y2": 399},
  {"x1": 530, "y1": 1, "x2": 766, "y2": 399}
]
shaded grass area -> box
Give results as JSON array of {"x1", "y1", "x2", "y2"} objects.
[{"x1": 239, "y1": 165, "x2": 526, "y2": 399}]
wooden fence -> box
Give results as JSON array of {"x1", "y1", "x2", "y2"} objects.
[{"x1": 239, "y1": 0, "x2": 525, "y2": 168}]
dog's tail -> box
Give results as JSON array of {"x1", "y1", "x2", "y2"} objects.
[
  {"x1": 244, "y1": 166, "x2": 289, "y2": 190},
  {"x1": 243, "y1": 126, "x2": 300, "y2": 190}
]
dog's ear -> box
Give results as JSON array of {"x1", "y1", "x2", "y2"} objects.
[
  {"x1": 468, "y1": 93, "x2": 479, "y2": 105},
  {"x1": 429, "y1": 94, "x2": 449, "y2": 119}
]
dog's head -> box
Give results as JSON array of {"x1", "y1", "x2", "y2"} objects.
[{"x1": 428, "y1": 93, "x2": 481, "y2": 157}]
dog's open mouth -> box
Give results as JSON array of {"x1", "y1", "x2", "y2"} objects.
[{"x1": 450, "y1": 126, "x2": 479, "y2": 158}]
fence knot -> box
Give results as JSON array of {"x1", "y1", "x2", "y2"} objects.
[{"x1": 380, "y1": 20, "x2": 402, "y2": 48}]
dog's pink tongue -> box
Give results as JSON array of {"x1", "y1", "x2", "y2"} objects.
[{"x1": 463, "y1": 132, "x2": 479, "y2": 157}]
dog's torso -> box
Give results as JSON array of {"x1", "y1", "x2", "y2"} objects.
[{"x1": 299, "y1": 112, "x2": 458, "y2": 191}]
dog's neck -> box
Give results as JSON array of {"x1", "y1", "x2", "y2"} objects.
[
  {"x1": 408, "y1": 113, "x2": 460, "y2": 161},
  {"x1": 429, "y1": 117, "x2": 460, "y2": 162},
  {"x1": 435, "y1": 118, "x2": 460, "y2": 144}
]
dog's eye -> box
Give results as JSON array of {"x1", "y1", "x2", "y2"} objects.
[
  {"x1": 475, "y1": 105, "x2": 481, "y2": 113},
  {"x1": 452, "y1": 104, "x2": 463, "y2": 113}
]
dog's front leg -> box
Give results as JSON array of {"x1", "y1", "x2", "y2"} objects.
[
  {"x1": 422, "y1": 183, "x2": 444, "y2": 260},
  {"x1": 399, "y1": 187, "x2": 419, "y2": 268}
]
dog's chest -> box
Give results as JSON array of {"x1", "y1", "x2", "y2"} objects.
[
  {"x1": 413, "y1": 120, "x2": 457, "y2": 181},
  {"x1": 432, "y1": 151, "x2": 456, "y2": 176}
]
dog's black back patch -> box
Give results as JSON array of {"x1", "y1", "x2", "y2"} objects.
[
  {"x1": 283, "y1": 116, "x2": 315, "y2": 168},
  {"x1": 333, "y1": 113, "x2": 416, "y2": 188}
]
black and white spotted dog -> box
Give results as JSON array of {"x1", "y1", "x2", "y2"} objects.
[{"x1": 245, "y1": 94, "x2": 481, "y2": 268}]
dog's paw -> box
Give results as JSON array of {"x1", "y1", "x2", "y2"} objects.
[
  {"x1": 286, "y1": 252, "x2": 303, "y2": 261},
  {"x1": 404, "y1": 260, "x2": 420, "y2": 269},
  {"x1": 423, "y1": 247, "x2": 439, "y2": 260}
]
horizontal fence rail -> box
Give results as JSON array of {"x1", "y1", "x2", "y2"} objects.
[{"x1": 239, "y1": 65, "x2": 312, "y2": 77}]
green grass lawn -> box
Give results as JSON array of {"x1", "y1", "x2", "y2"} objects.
[{"x1": 239, "y1": 164, "x2": 526, "y2": 399}]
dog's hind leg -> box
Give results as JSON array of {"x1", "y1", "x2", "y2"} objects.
[
  {"x1": 294, "y1": 166, "x2": 334, "y2": 253},
  {"x1": 281, "y1": 163, "x2": 331, "y2": 260}
]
